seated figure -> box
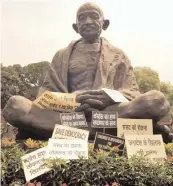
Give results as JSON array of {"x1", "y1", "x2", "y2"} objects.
[{"x1": 3, "y1": 2, "x2": 172, "y2": 142}]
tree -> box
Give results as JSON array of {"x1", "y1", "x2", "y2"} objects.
[
  {"x1": 21, "y1": 61, "x2": 50, "y2": 99},
  {"x1": 134, "y1": 66, "x2": 160, "y2": 93},
  {"x1": 1, "y1": 64, "x2": 22, "y2": 108},
  {"x1": 1, "y1": 61, "x2": 50, "y2": 109},
  {"x1": 160, "y1": 82, "x2": 173, "y2": 106}
]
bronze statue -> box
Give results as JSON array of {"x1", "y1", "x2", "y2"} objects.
[{"x1": 3, "y1": 2, "x2": 172, "y2": 142}]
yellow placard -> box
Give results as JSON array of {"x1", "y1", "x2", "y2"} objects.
[
  {"x1": 51, "y1": 92, "x2": 76, "y2": 103},
  {"x1": 32, "y1": 91, "x2": 80, "y2": 112}
]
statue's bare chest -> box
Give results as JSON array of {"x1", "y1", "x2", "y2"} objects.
[{"x1": 68, "y1": 42, "x2": 100, "y2": 92}]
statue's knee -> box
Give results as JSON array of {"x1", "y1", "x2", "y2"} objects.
[
  {"x1": 147, "y1": 90, "x2": 165, "y2": 103},
  {"x1": 3, "y1": 95, "x2": 32, "y2": 118},
  {"x1": 148, "y1": 90, "x2": 164, "y2": 99},
  {"x1": 147, "y1": 90, "x2": 170, "y2": 113},
  {"x1": 6, "y1": 96, "x2": 21, "y2": 107}
]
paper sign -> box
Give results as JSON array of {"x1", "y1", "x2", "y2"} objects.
[
  {"x1": 32, "y1": 91, "x2": 52, "y2": 108},
  {"x1": 49, "y1": 101, "x2": 80, "y2": 113},
  {"x1": 125, "y1": 135, "x2": 167, "y2": 162},
  {"x1": 60, "y1": 112, "x2": 88, "y2": 127},
  {"x1": 102, "y1": 88, "x2": 129, "y2": 102},
  {"x1": 51, "y1": 92, "x2": 76, "y2": 103},
  {"x1": 93, "y1": 132, "x2": 125, "y2": 155},
  {"x1": 45, "y1": 139, "x2": 88, "y2": 159},
  {"x1": 52, "y1": 124, "x2": 89, "y2": 140},
  {"x1": 21, "y1": 147, "x2": 51, "y2": 182},
  {"x1": 33, "y1": 91, "x2": 80, "y2": 112},
  {"x1": 117, "y1": 118, "x2": 153, "y2": 138},
  {"x1": 91, "y1": 111, "x2": 117, "y2": 128}
]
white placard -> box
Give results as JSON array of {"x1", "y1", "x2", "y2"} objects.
[
  {"x1": 21, "y1": 147, "x2": 51, "y2": 181},
  {"x1": 102, "y1": 88, "x2": 129, "y2": 102},
  {"x1": 45, "y1": 139, "x2": 88, "y2": 160},
  {"x1": 125, "y1": 135, "x2": 167, "y2": 162},
  {"x1": 52, "y1": 124, "x2": 89, "y2": 141},
  {"x1": 117, "y1": 118, "x2": 153, "y2": 138}
]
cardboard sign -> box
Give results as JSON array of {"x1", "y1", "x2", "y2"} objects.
[
  {"x1": 117, "y1": 118, "x2": 153, "y2": 138},
  {"x1": 60, "y1": 112, "x2": 88, "y2": 127},
  {"x1": 91, "y1": 111, "x2": 117, "y2": 128},
  {"x1": 33, "y1": 91, "x2": 80, "y2": 112},
  {"x1": 52, "y1": 124, "x2": 89, "y2": 141},
  {"x1": 51, "y1": 92, "x2": 76, "y2": 103},
  {"x1": 21, "y1": 147, "x2": 51, "y2": 182},
  {"x1": 93, "y1": 132, "x2": 125, "y2": 155},
  {"x1": 102, "y1": 88, "x2": 129, "y2": 102},
  {"x1": 45, "y1": 139, "x2": 88, "y2": 160},
  {"x1": 125, "y1": 135, "x2": 167, "y2": 162}
]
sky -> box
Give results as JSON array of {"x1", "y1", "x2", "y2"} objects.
[{"x1": 1, "y1": 0, "x2": 173, "y2": 84}]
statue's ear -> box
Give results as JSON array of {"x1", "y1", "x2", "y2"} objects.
[
  {"x1": 102, "y1": 19, "x2": 110, "y2": 30},
  {"x1": 72, "y1": 23, "x2": 78, "y2": 33}
]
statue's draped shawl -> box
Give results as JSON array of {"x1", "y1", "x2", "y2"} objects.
[{"x1": 38, "y1": 38, "x2": 140, "y2": 100}]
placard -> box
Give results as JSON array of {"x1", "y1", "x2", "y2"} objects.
[
  {"x1": 102, "y1": 88, "x2": 129, "y2": 102},
  {"x1": 52, "y1": 124, "x2": 89, "y2": 141},
  {"x1": 125, "y1": 135, "x2": 167, "y2": 162},
  {"x1": 93, "y1": 132, "x2": 125, "y2": 155},
  {"x1": 51, "y1": 92, "x2": 76, "y2": 103},
  {"x1": 33, "y1": 91, "x2": 80, "y2": 112},
  {"x1": 60, "y1": 112, "x2": 88, "y2": 127},
  {"x1": 117, "y1": 118, "x2": 153, "y2": 138},
  {"x1": 45, "y1": 139, "x2": 88, "y2": 160},
  {"x1": 21, "y1": 147, "x2": 51, "y2": 182},
  {"x1": 91, "y1": 111, "x2": 117, "y2": 128}
]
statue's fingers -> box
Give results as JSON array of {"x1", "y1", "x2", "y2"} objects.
[
  {"x1": 77, "y1": 90, "x2": 104, "y2": 96},
  {"x1": 83, "y1": 99, "x2": 104, "y2": 108},
  {"x1": 76, "y1": 94, "x2": 92, "y2": 102},
  {"x1": 76, "y1": 94, "x2": 103, "y2": 103},
  {"x1": 75, "y1": 103, "x2": 90, "y2": 112}
]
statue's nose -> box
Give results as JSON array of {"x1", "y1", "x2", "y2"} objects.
[{"x1": 85, "y1": 16, "x2": 93, "y2": 24}]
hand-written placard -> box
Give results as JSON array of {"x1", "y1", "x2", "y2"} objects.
[
  {"x1": 33, "y1": 91, "x2": 80, "y2": 112},
  {"x1": 102, "y1": 88, "x2": 129, "y2": 102},
  {"x1": 93, "y1": 132, "x2": 125, "y2": 155},
  {"x1": 60, "y1": 112, "x2": 88, "y2": 127},
  {"x1": 91, "y1": 111, "x2": 117, "y2": 128},
  {"x1": 21, "y1": 147, "x2": 51, "y2": 182},
  {"x1": 52, "y1": 124, "x2": 89, "y2": 141},
  {"x1": 45, "y1": 139, "x2": 88, "y2": 160},
  {"x1": 117, "y1": 118, "x2": 153, "y2": 138},
  {"x1": 51, "y1": 92, "x2": 76, "y2": 103},
  {"x1": 125, "y1": 135, "x2": 167, "y2": 162}
]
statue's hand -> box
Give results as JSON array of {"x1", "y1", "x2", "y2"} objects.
[
  {"x1": 76, "y1": 90, "x2": 114, "y2": 110},
  {"x1": 119, "y1": 89, "x2": 140, "y2": 101}
]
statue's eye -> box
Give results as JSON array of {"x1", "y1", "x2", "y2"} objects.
[
  {"x1": 90, "y1": 13, "x2": 99, "y2": 20},
  {"x1": 78, "y1": 14, "x2": 86, "y2": 21}
]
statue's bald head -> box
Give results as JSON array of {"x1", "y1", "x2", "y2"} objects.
[
  {"x1": 73, "y1": 2, "x2": 110, "y2": 43},
  {"x1": 77, "y1": 2, "x2": 104, "y2": 19}
]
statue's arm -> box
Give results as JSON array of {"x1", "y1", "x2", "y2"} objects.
[
  {"x1": 37, "y1": 50, "x2": 68, "y2": 97},
  {"x1": 114, "y1": 53, "x2": 140, "y2": 101}
]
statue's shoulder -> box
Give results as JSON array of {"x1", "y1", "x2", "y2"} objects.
[
  {"x1": 102, "y1": 37, "x2": 129, "y2": 61},
  {"x1": 51, "y1": 40, "x2": 80, "y2": 66},
  {"x1": 53, "y1": 40, "x2": 78, "y2": 58}
]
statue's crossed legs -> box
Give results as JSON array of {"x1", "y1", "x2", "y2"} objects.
[{"x1": 2, "y1": 90, "x2": 172, "y2": 142}]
